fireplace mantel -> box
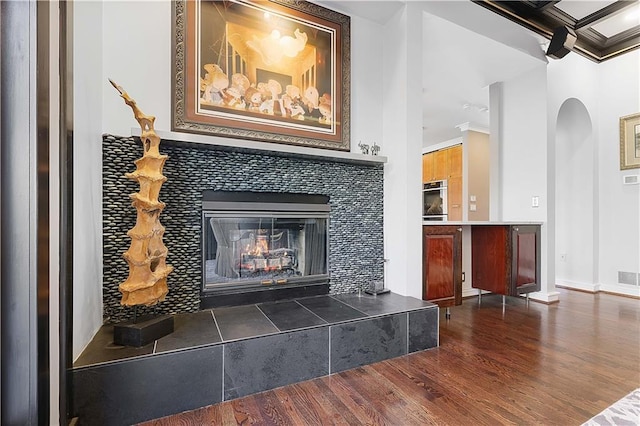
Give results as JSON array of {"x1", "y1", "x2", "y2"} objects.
[{"x1": 130, "y1": 128, "x2": 388, "y2": 166}]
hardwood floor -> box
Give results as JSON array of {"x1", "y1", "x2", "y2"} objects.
[{"x1": 140, "y1": 289, "x2": 640, "y2": 425}]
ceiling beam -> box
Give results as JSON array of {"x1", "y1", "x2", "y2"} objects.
[
  {"x1": 533, "y1": 1, "x2": 561, "y2": 12},
  {"x1": 472, "y1": 0, "x2": 640, "y2": 62}
]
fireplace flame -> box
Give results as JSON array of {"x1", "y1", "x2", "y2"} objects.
[{"x1": 255, "y1": 235, "x2": 269, "y2": 255}]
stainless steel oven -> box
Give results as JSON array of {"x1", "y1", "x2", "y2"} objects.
[{"x1": 423, "y1": 180, "x2": 448, "y2": 221}]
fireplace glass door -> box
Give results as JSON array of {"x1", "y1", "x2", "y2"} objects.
[{"x1": 203, "y1": 212, "x2": 328, "y2": 291}]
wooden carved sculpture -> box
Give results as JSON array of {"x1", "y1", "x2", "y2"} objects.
[{"x1": 110, "y1": 79, "x2": 173, "y2": 306}]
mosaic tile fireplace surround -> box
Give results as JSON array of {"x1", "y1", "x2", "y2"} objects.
[{"x1": 102, "y1": 134, "x2": 384, "y2": 322}]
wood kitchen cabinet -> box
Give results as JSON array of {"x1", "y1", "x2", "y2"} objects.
[
  {"x1": 471, "y1": 225, "x2": 541, "y2": 296},
  {"x1": 422, "y1": 225, "x2": 462, "y2": 307},
  {"x1": 447, "y1": 176, "x2": 462, "y2": 221},
  {"x1": 433, "y1": 149, "x2": 448, "y2": 180},
  {"x1": 447, "y1": 144, "x2": 462, "y2": 178},
  {"x1": 423, "y1": 145, "x2": 463, "y2": 220},
  {"x1": 422, "y1": 144, "x2": 462, "y2": 183},
  {"x1": 422, "y1": 152, "x2": 434, "y2": 183}
]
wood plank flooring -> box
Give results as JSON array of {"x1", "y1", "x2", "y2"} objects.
[{"x1": 139, "y1": 289, "x2": 640, "y2": 425}]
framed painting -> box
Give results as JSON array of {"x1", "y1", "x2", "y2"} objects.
[
  {"x1": 620, "y1": 112, "x2": 640, "y2": 170},
  {"x1": 172, "y1": 0, "x2": 351, "y2": 151}
]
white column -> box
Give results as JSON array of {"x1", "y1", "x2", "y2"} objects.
[{"x1": 382, "y1": 4, "x2": 423, "y2": 298}]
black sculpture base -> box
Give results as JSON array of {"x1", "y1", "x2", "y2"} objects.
[
  {"x1": 113, "y1": 315, "x2": 174, "y2": 347},
  {"x1": 365, "y1": 288, "x2": 391, "y2": 296}
]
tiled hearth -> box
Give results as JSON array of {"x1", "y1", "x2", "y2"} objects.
[
  {"x1": 85, "y1": 134, "x2": 438, "y2": 425},
  {"x1": 72, "y1": 292, "x2": 438, "y2": 425}
]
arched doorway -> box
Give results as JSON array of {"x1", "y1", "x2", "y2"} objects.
[{"x1": 555, "y1": 98, "x2": 596, "y2": 290}]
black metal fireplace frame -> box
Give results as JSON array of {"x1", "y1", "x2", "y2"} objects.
[{"x1": 200, "y1": 191, "x2": 331, "y2": 309}]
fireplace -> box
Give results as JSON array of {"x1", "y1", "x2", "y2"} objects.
[
  {"x1": 103, "y1": 135, "x2": 383, "y2": 322},
  {"x1": 201, "y1": 191, "x2": 330, "y2": 308}
]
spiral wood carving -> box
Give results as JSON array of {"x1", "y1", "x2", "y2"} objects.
[{"x1": 110, "y1": 79, "x2": 173, "y2": 306}]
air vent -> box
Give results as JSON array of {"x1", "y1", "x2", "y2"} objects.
[{"x1": 618, "y1": 271, "x2": 639, "y2": 286}]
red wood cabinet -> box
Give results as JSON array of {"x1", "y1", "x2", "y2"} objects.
[
  {"x1": 471, "y1": 225, "x2": 541, "y2": 296},
  {"x1": 422, "y1": 226, "x2": 462, "y2": 307}
]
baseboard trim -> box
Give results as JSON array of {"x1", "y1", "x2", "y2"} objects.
[
  {"x1": 522, "y1": 291, "x2": 560, "y2": 304},
  {"x1": 557, "y1": 281, "x2": 639, "y2": 298},
  {"x1": 598, "y1": 284, "x2": 640, "y2": 299},
  {"x1": 556, "y1": 285, "x2": 597, "y2": 294},
  {"x1": 600, "y1": 290, "x2": 640, "y2": 300},
  {"x1": 556, "y1": 279, "x2": 600, "y2": 293}
]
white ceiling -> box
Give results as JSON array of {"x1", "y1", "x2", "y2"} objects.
[
  {"x1": 591, "y1": 2, "x2": 640, "y2": 37},
  {"x1": 317, "y1": 1, "x2": 547, "y2": 146},
  {"x1": 555, "y1": 1, "x2": 617, "y2": 20},
  {"x1": 421, "y1": 11, "x2": 544, "y2": 144},
  {"x1": 315, "y1": 0, "x2": 404, "y2": 25}
]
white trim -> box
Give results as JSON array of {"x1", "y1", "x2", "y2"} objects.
[
  {"x1": 422, "y1": 137, "x2": 462, "y2": 154},
  {"x1": 130, "y1": 128, "x2": 388, "y2": 165},
  {"x1": 598, "y1": 283, "x2": 640, "y2": 298},
  {"x1": 558, "y1": 281, "x2": 640, "y2": 298},
  {"x1": 556, "y1": 279, "x2": 600, "y2": 293},
  {"x1": 523, "y1": 290, "x2": 561, "y2": 303},
  {"x1": 455, "y1": 121, "x2": 489, "y2": 134}
]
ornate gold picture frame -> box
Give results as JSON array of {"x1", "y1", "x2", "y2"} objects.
[
  {"x1": 172, "y1": 0, "x2": 351, "y2": 151},
  {"x1": 620, "y1": 113, "x2": 640, "y2": 170}
]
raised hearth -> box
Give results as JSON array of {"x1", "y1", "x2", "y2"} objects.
[{"x1": 72, "y1": 292, "x2": 439, "y2": 425}]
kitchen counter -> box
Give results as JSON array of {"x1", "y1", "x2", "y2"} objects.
[{"x1": 422, "y1": 221, "x2": 543, "y2": 226}]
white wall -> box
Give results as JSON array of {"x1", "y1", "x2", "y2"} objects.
[
  {"x1": 500, "y1": 66, "x2": 548, "y2": 221},
  {"x1": 73, "y1": 1, "x2": 104, "y2": 359},
  {"x1": 548, "y1": 50, "x2": 640, "y2": 297},
  {"x1": 102, "y1": 1, "x2": 383, "y2": 152},
  {"x1": 596, "y1": 52, "x2": 640, "y2": 295},
  {"x1": 102, "y1": 1, "x2": 172, "y2": 135}
]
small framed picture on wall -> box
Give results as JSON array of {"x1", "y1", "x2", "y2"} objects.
[{"x1": 620, "y1": 112, "x2": 640, "y2": 170}]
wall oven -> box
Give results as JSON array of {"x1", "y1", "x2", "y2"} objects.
[{"x1": 423, "y1": 180, "x2": 448, "y2": 221}]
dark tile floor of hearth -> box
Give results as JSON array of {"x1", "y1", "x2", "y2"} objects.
[{"x1": 73, "y1": 292, "x2": 435, "y2": 369}]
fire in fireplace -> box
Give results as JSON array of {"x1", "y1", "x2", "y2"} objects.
[{"x1": 201, "y1": 191, "x2": 330, "y2": 308}]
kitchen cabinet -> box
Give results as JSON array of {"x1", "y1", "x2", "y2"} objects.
[
  {"x1": 422, "y1": 145, "x2": 463, "y2": 221},
  {"x1": 448, "y1": 144, "x2": 462, "y2": 178},
  {"x1": 447, "y1": 176, "x2": 462, "y2": 221},
  {"x1": 422, "y1": 152, "x2": 435, "y2": 183},
  {"x1": 471, "y1": 225, "x2": 540, "y2": 296},
  {"x1": 433, "y1": 149, "x2": 449, "y2": 180},
  {"x1": 422, "y1": 144, "x2": 462, "y2": 183},
  {"x1": 422, "y1": 226, "x2": 462, "y2": 308}
]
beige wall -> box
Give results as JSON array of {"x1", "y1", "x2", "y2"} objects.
[{"x1": 465, "y1": 130, "x2": 490, "y2": 221}]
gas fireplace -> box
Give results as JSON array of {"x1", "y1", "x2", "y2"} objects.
[{"x1": 201, "y1": 191, "x2": 330, "y2": 308}]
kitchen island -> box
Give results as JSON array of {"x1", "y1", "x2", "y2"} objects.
[{"x1": 422, "y1": 222, "x2": 542, "y2": 316}]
